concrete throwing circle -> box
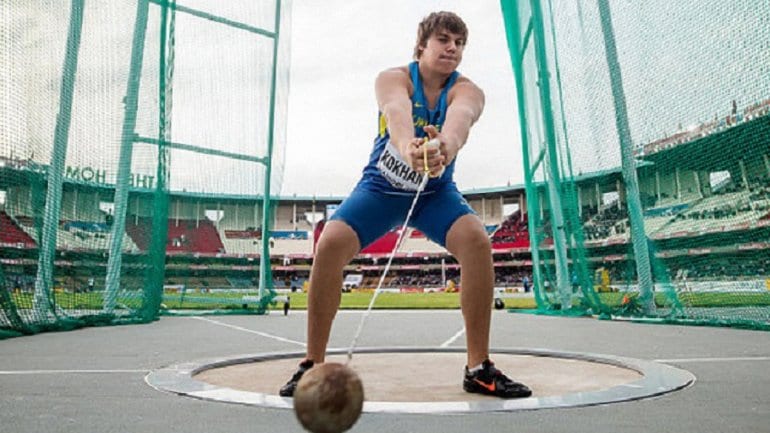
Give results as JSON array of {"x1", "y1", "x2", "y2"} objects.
[{"x1": 145, "y1": 347, "x2": 694, "y2": 413}]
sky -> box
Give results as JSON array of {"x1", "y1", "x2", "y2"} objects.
[
  {"x1": 280, "y1": 0, "x2": 522, "y2": 196},
  {"x1": 280, "y1": 0, "x2": 770, "y2": 197}
]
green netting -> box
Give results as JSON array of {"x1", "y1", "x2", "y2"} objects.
[
  {"x1": 0, "y1": 0, "x2": 290, "y2": 338},
  {"x1": 501, "y1": 0, "x2": 770, "y2": 330}
]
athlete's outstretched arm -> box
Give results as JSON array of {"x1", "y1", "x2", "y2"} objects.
[
  {"x1": 426, "y1": 79, "x2": 485, "y2": 165},
  {"x1": 375, "y1": 68, "x2": 443, "y2": 174},
  {"x1": 375, "y1": 68, "x2": 417, "y2": 153}
]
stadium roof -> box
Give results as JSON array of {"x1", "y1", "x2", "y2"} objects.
[{"x1": 639, "y1": 115, "x2": 770, "y2": 171}]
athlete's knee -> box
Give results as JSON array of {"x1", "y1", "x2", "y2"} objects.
[
  {"x1": 447, "y1": 216, "x2": 491, "y2": 258},
  {"x1": 460, "y1": 233, "x2": 492, "y2": 264},
  {"x1": 315, "y1": 221, "x2": 360, "y2": 261}
]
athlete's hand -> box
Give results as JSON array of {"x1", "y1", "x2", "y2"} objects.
[
  {"x1": 404, "y1": 137, "x2": 444, "y2": 177},
  {"x1": 422, "y1": 125, "x2": 448, "y2": 178}
]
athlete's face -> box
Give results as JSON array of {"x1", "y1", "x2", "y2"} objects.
[{"x1": 419, "y1": 29, "x2": 465, "y2": 74}]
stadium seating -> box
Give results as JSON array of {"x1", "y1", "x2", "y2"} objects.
[
  {"x1": 401, "y1": 230, "x2": 447, "y2": 253},
  {"x1": 2, "y1": 212, "x2": 139, "y2": 252},
  {"x1": 569, "y1": 178, "x2": 770, "y2": 243},
  {"x1": 125, "y1": 217, "x2": 224, "y2": 254},
  {"x1": 226, "y1": 277, "x2": 254, "y2": 288},
  {"x1": 270, "y1": 238, "x2": 313, "y2": 256},
  {"x1": 58, "y1": 221, "x2": 138, "y2": 252},
  {"x1": 125, "y1": 217, "x2": 151, "y2": 251},
  {"x1": 0, "y1": 211, "x2": 36, "y2": 247},
  {"x1": 166, "y1": 219, "x2": 224, "y2": 254},
  {"x1": 219, "y1": 229, "x2": 260, "y2": 255},
  {"x1": 643, "y1": 215, "x2": 674, "y2": 235},
  {"x1": 361, "y1": 229, "x2": 400, "y2": 254},
  {"x1": 490, "y1": 211, "x2": 530, "y2": 249},
  {"x1": 652, "y1": 185, "x2": 770, "y2": 237}
]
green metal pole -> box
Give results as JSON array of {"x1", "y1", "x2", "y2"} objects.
[
  {"x1": 142, "y1": 0, "x2": 175, "y2": 321},
  {"x1": 596, "y1": 0, "x2": 655, "y2": 313},
  {"x1": 33, "y1": 0, "x2": 85, "y2": 317},
  {"x1": 104, "y1": 0, "x2": 150, "y2": 312},
  {"x1": 499, "y1": 0, "x2": 546, "y2": 307},
  {"x1": 258, "y1": 0, "x2": 282, "y2": 303},
  {"x1": 529, "y1": 0, "x2": 572, "y2": 308}
]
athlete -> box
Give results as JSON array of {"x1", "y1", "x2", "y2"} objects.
[{"x1": 280, "y1": 11, "x2": 531, "y2": 399}]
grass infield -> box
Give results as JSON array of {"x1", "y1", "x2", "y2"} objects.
[
  {"x1": 10, "y1": 290, "x2": 769, "y2": 312},
  {"x1": 279, "y1": 292, "x2": 537, "y2": 310}
]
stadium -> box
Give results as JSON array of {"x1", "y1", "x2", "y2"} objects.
[
  {"x1": 3, "y1": 102, "x2": 769, "y2": 323},
  {"x1": 1, "y1": 1, "x2": 769, "y2": 433}
]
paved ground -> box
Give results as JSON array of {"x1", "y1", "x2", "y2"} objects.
[{"x1": 1, "y1": 309, "x2": 769, "y2": 433}]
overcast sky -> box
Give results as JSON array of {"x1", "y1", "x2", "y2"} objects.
[
  {"x1": 280, "y1": 0, "x2": 770, "y2": 198},
  {"x1": 280, "y1": 0, "x2": 522, "y2": 196}
]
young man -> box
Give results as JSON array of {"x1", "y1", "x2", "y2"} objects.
[{"x1": 280, "y1": 11, "x2": 531, "y2": 399}]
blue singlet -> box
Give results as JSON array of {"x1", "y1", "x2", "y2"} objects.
[{"x1": 329, "y1": 62, "x2": 475, "y2": 249}]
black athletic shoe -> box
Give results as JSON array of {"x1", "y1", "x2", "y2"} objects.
[
  {"x1": 279, "y1": 359, "x2": 314, "y2": 397},
  {"x1": 463, "y1": 359, "x2": 532, "y2": 398}
]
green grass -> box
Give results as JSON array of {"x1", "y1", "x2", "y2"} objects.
[
  {"x1": 297, "y1": 292, "x2": 463, "y2": 309},
  {"x1": 593, "y1": 291, "x2": 770, "y2": 308},
  {"x1": 160, "y1": 291, "x2": 539, "y2": 310},
  {"x1": 281, "y1": 292, "x2": 542, "y2": 310},
  {"x1": 673, "y1": 291, "x2": 770, "y2": 307},
  {"x1": 11, "y1": 291, "x2": 145, "y2": 310},
  {"x1": 9, "y1": 289, "x2": 769, "y2": 312}
]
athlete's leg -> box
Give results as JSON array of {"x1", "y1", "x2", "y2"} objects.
[
  {"x1": 411, "y1": 187, "x2": 491, "y2": 368},
  {"x1": 306, "y1": 220, "x2": 360, "y2": 362},
  {"x1": 444, "y1": 214, "x2": 494, "y2": 369},
  {"x1": 411, "y1": 194, "x2": 531, "y2": 399},
  {"x1": 305, "y1": 186, "x2": 409, "y2": 362}
]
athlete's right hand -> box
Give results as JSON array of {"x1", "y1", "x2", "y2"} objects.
[{"x1": 403, "y1": 138, "x2": 444, "y2": 177}]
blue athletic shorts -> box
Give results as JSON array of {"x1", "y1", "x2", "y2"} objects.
[{"x1": 329, "y1": 183, "x2": 476, "y2": 250}]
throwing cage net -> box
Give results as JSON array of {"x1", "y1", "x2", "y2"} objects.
[
  {"x1": 501, "y1": 0, "x2": 770, "y2": 329},
  {"x1": 0, "y1": 0, "x2": 291, "y2": 338}
]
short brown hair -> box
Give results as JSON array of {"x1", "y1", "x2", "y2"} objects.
[{"x1": 413, "y1": 11, "x2": 468, "y2": 60}]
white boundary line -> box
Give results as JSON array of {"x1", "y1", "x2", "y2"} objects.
[
  {"x1": 440, "y1": 327, "x2": 465, "y2": 347},
  {"x1": 305, "y1": 309, "x2": 460, "y2": 314},
  {"x1": 655, "y1": 356, "x2": 770, "y2": 363},
  {"x1": 0, "y1": 369, "x2": 148, "y2": 375},
  {"x1": 189, "y1": 316, "x2": 306, "y2": 347}
]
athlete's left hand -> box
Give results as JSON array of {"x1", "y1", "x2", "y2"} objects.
[{"x1": 423, "y1": 125, "x2": 453, "y2": 177}]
